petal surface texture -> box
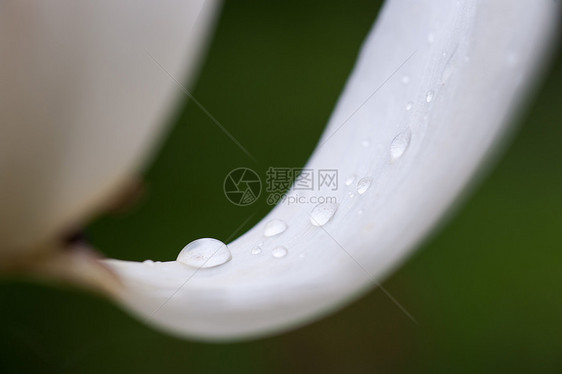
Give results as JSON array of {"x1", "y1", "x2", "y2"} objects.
[{"x1": 106, "y1": 0, "x2": 559, "y2": 340}]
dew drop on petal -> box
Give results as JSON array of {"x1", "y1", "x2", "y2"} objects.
[
  {"x1": 272, "y1": 246, "x2": 288, "y2": 259},
  {"x1": 356, "y1": 177, "x2": 372, "y2": 195},
  {"x1": 406, "y1": 101, "x2": 413, "y2": 111},
  {"x1": 361, "y1": 139, "x2": 371, "y2": 148},
  {"x1": 426, "y1": 90, "x2": 434, "y2": 103},
  {"x1": 251, "y1": 247, "x2": 262, "y2": 255},
  {"x1": 358, "y1": 209, "x2": 364, "y2": 215},
  {"x1": 345, "y1": 175, "x2": 356, "y2": 186},
  {"x1": 401, "y1": 75, "x2": 410, "y2": 84},
  {"x1": 310, "y1": 202, "x2": 338, "y2": 227},
  {"x1": 264, "y1": 219, "x2": 287, "y2": 237},
  {"x1": 177, "y1": 238, "x2": 231, "y2": 269},
  {"x1": 390, "y1": 129, "x2": 412, "y2": 161},
  {"x1": 143, "y1": 259, "x2": 155, "y2": 266}
]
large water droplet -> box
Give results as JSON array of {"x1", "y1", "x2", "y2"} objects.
[
  {"x1": 345, "y1": 175, "x2": 356, "y2": 186},
  {"x1": 390, "y1": 129, "x2": 411, "y2": 160},
  {"x1": 272, "y1": 246, "x2": 288, "y2": 258},
  {"x1": 310, "y1": 202, "x2": 338, "y2": 227},
  {"x1": 356, "y1": 177, "x2": 372, "y2": 195},
  {"x1": 177, "y1": 238, "x2": 231, "y2": 268},
  {"x1": 426, "y1": 90, "x2": 434, "y2": 103},
  {"x1": 264, "y1": 219, "x2": 287, "y2": 237}
]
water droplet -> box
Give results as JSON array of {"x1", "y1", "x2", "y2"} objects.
[
  {"x1": 390, "y1": 129, "x2": 411, "y2": 160},
  {"x1": 143, "y1": 259, "x2": 155, "y2": 266},
  {"x1": 348, "y1": 192, "x2": 356, "y2": 199},
  {"x1": 427, "y1": 32, "x2": 435, "y2": 44},
  {"x1": 406, "y1": 101, "x2": 413, "y2": 111},
  {"x1": 401, "y1": 75, "x2": 410, "y2": 84},
  {"x1": 426, "y1": 90, "x2": 434, "y2": 103},
  {"x1": 310, "y1": 202, "x2": 338, "y2": 226},
  {"x1": 272, "y1": 246, "x2": 288, "y2": 259},
  {"x1": 251, "y1": 247, "x2": 262, "y2": 255},
  {"x1": 361, "y1": 139, "x2": 370, "y2": 148},
  {"x1": 264, "y1": 219, "x2": 287, "y2": 237},
  {"x1": 345, "y1": 175, "x2": 356, "y2": 186},
  {"x1": 442, "y1": 51, "x2": 447, "y2": 57},
  {"x1": 356, "y1": 177, "x2": 372, "y2": 195},
  {"x1": 177, "y1": 238, "x2": 231, "y2": 269},
  {"x1": 358, "y1": 209, "x2": 364, "y2": 215}
]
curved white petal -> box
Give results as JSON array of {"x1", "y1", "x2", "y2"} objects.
[
  {"x1": 0, "y1": 0, "x2": 220, "y2": 257},
  {"x1": 109, "y1": 0, "x2": 558, "y2": 340}
]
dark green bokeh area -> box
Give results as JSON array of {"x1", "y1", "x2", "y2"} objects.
[{"x1": 1, "y1": 1, "x2": 561, "y2": 372}]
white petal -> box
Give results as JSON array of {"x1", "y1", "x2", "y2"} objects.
[
  {"x1": 107, "y1": 0, "x2": 559, "y2": 340},
  {"x1": 0, "y1": 0, "x2": 220, "y2": 256}
]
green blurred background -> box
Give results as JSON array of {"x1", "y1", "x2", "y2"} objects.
[{"x1": 1, "y1": 1, "x2": 561, "y2": 372}]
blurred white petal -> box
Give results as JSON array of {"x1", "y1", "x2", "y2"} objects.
[{"x1": 0, "y1": 0, "x2": 220, "y2": 258}]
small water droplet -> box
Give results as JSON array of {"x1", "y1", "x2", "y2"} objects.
[
  {"x1": 143, "y1": 259, "x2": 155, "y2": 266},
  {"x1": 345, "y1": 175, "x2": 356, "y2": 186},
  {"x1": 272, "y1": 246, "x2": 288, "y2": 259},
  {"x1": 264, "y1": 219, "x2": 287, "y2": 237},
  {"x1": 348, "y1": 192, "x2": 356, "y2": 199},
  {"x1": 310, "y1": 202, "x2": 338, "y2": 226},
  {"x1": 426, "y1": 90, "x2": 434, "y2": 103},
  {"x1": 361, "y1": 139, "x2": 371, "y2": 148},
  {"x1": 356, "y1": 177, "x2": 372, "y2": 195},
  {"x1": 427, "y1": 32, "x2": 435, "y2": 44},
  {"x1": 177, "y1": 238, "x2": 231, "y2": 268},
  {"x1": 406, "y1": 101, "x2": 413, "y2": 111},
  {"x1": 251, "y1": 247, "x2": 262, "y2": 255},
  {"x1": 390, "y1": 129, "x2": 411, "y2": 160},
  {"x1": 358, "y1": 209, "x2": 364, "y2": 215},
  {"x1": 401, "y1": 75, "x2": 410, "y2": 84}
]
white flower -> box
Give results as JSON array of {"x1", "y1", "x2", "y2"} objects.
[{"x1": 0, "y1": 0, "x2": 558, "y2": 341}]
